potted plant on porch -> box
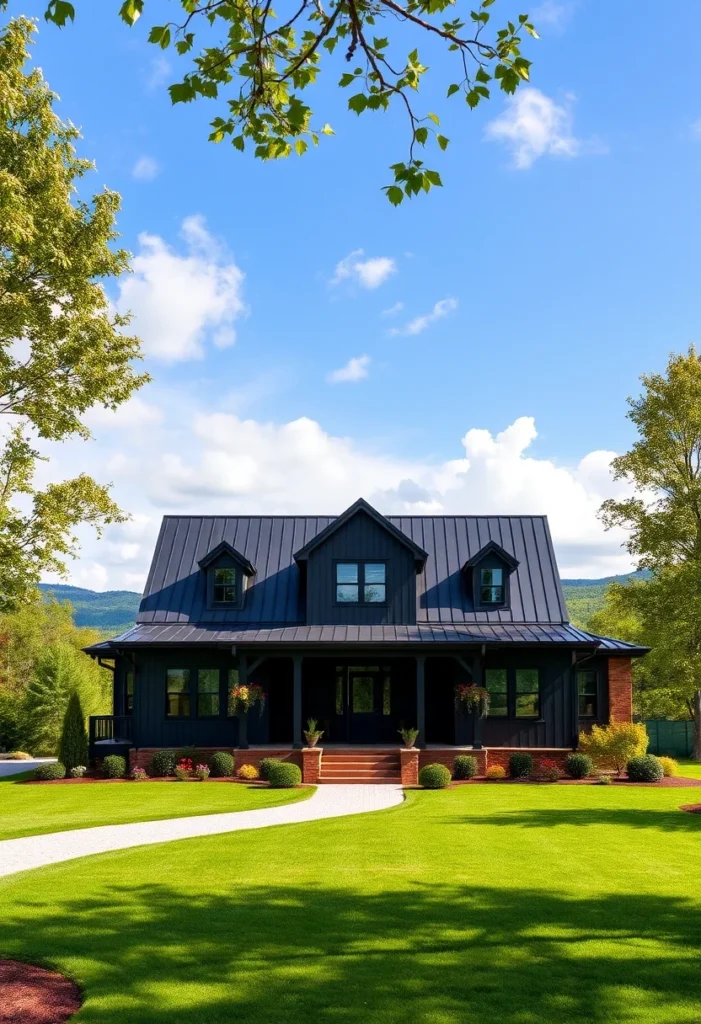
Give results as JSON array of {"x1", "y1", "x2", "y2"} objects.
[
  {"x1": 454, "y1": 683, "x2": 490, "y2": 718},
  {"x1": 304, "y1": 718, "x2": 324, "y2": 746},
  {"x1": 398, "y1": 727, "x2": 419, "y2": 749}
]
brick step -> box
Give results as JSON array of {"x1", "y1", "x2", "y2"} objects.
[
  {"x1": 320, "y1": 769, "x2": 400, "y2": 778},
  {"x1": 321, "y1": 758, "x2": 400, "y2": 767},
  {"x1": 322, "y1": 753, "x2": 399, "y2": 761},
  {"x1": 317, "y1": 777, "x2": 400, "y2": 784}
]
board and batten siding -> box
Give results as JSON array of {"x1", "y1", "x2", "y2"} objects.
[
  {"x1": 481, "y1": 650, "x2": 578, "y2": 749},
  {"x1": 305, "y1": 511, "x2": 417, "y2": 625}
]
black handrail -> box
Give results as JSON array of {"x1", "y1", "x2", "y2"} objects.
[{"x1": 89, "y1": 715, "x2": 133, "y2": 745}]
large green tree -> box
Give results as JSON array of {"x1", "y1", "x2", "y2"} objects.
[
  {"x1": 601, "y1": 347, "x2": 701, "y2": 758},
  {"x1": 5, "y1": 0, "x2": 537, "y2": 204},
  {"x1": 0, "y1": 17, "x2": 148, "y2": 610}
]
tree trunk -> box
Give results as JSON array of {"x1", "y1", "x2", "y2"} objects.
[{"x1": 694, "y1": 690, "x2": 701, "y2": 761}]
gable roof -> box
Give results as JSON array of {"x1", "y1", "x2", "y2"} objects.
[
  {"x1": 462, "y1": 540, "x2": 520, "y2": 572},
  {"x1": 135, "y1": 512, "x2": 570, "y2": 626},
  {"x1": 293, "y1": 498, "x2": 427, "y2": 568},
  {"x1": 198, "y1": 540, "x2": 256, "y2": 576}
]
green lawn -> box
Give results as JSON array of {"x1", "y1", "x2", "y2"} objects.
[
  {"x1": 0, "y1": 774, "x2": 309, "y2": 841},
  {"x1": 678, "y1": 759, "x2": 701, "y2": 778},
  {"x1": 2, "y1": 784, "x2": 701, "y2": 1023}
]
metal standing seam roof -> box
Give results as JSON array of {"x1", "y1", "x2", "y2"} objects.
[{"x1": 136, "y1": 513, "x2": 570, "y2": 626}]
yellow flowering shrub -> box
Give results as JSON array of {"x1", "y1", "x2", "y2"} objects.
[
  {"x1": 658, "y1": 756, "x2": 679, "y2": 777},
  {"x1": 485, "y1": 764, "x2": 506, "y2": 780},
  {"x1": 237, "y1": 763, "x2": 259, "y2": 780},
  {"x1": 578, "y1": 722, "x2": 648, "y2": 775}
]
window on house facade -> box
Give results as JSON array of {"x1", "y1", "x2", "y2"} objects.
[
  {"x1": 336, "y1": 562, "x2": 386, "y2": 604},
  {"x1": 213, "y1": 567, "x2": 237, "y2": 604},
  {"x1": 577, "y1": 669, "x2": 598, "y2": 718},
  {"x1": 125, "y1": 670, "x2": 134, "y2": 715},
  {"x1": 515, "y1": 668, "x2": 540, "y2": 718},
  {"x1": 485, "y1": 668, "x2": 508, "y2": 716},
  {"x1": 166, "y1": 669, "x2": 191, "y2": 717},
  {"x1": 197, "y1": 669, "x2": 220, "y2": 717},
  {"x1": 480, "y1": 567, "x2": 504, "y2": 604}
]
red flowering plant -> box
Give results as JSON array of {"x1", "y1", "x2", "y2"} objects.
[
  {"x1": 174, "y1": 757, "x2": 193, "y2": 781},
  {"x1": 530, "y1": 758, "x2": 562, "y2": 783},
  {"x1": 454, "y1": 683, "x2": 490, "y2": 719},
  {"x1": 228, "y1": 683, "x2": 266, "y2": 717}
]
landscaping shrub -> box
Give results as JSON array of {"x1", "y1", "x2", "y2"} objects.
[
  {"x1": 565, "y1": 753, "x2": 593, "y2": 779},
  {"x1": 58, "y1": 692, "x2": 89, "y2": 771},
  {"x1": 194, "y1": 763, "x2": 210, "y2": 781},
  {"x1": 238, "y1": 763, "x2": 259, "y2": 780},
  {"x1": 418, "y1": 763, "x2": 451, "y2": 789},
  {"x1": 174, "y1": 758, "x2": 193, "y2": 781},
  {"x1": 258, "y1": 757, "x2": 282, "y2": 781},
  {"x1": 658, "y1": 756, "x2": 679, "y2": 778},
  {"x1": 209, "y1": 751, "x2": 235, "y2": 777},
  {"x1": 4, "y1": 751, "x2": 32, "y2": 760},
  {"x1": 627, "y1": 754, "x2": 664, "y2": 783},
  {"x1": 69, "y1": 765, "x2": 86, "y2": 778},
  {"x1": 453, "y1": 755, "x2": 478, "y2": 780},
  {"x1": 530, "y1": 759, "x2": 562, "y2": 782},
  {"x1": 508, "y1": 752, "x2": 533, "y2": 779},
  {"x1": 579, "y1": 722, "x2": 648, "y2": 775},
  {"x1": 267, "y1": 762, "x2": 302, "y2": 788},
  {"x1": 103, "y1": 755, "x2": 126, "y2": 779},
  {"x1": 597, "y1": 775, "x2": 612, "y2": 785},
  {"x1": 34, "y1": 761, "x2": 66, "y2": 780},
  {"x1": 130, "y1": 766, "x2": 148, "y2": 781},
  {"x1": 485, "y1": 765, "x2": 506, "y2": 780},
  {"x1": 151, "y1": 750, "x2": 178, "y2": 777}
]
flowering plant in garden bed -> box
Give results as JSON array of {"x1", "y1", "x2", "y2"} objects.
[
  {"x1": 454, "y1": 684, "x2": 490, "y2": 718},
  {"x1": 228, "y1": 683, "x2": 266, "y2": 717},
  {"x1": 130, "y1": 766, "x2": 148, "y2": 781},
  {"x1": 194, "y1": 763, "x2": 210, "y2": 781},
  {"x1": 174, "y1": 758, "x2": 193, "y2": 781},
  {"x1": 238, "y1": 763, "x2": 259, "y2": 780},
  {"x1": 530, "y1": 759, "x2": 562, "y2": 783},
  {"x1": 485, "y1": 765, "x2": 506, "y2": 780},
  {"x1": 70, "y1": 766, "x2": 87, "y2": 778}
]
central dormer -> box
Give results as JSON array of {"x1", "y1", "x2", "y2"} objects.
[{"x1": 294, "y1": 498, "x2": 427, "y2": 625}]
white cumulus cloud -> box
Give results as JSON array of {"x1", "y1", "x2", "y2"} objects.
[
  {"x1": 486, "y1": 87, "x2": 581, "y2": 169},
  {"x1": 132, "y1": 156, "x2": 160, "y2": 181},
  {"x1": 326, "y1": 355, "x2": 371, "y2": 383},
  {"x1": 114, "y1": 216, "x2": 246, "y2": 362},
  {"x1": 389, "y1": 298, "x2": 458, "y2": 336},
  {"x1": 330, "y1": 249, "x2": 396, "y2": 289}
]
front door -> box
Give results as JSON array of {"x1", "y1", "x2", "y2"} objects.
[{"x1": 347, "y1": 665, "x2": 391, "y2": 744}]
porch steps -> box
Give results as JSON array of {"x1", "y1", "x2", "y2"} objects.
[{"x1": 318, "y1": 751, "x2": 401, "y2": 784}]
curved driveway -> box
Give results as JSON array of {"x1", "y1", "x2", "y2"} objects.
[{"x1": 0, "y1": 784, "x2": 404, "y2": 879}]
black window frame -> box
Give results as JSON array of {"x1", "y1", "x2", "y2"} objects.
[
  {"x1": 125, "y1": 668, "x2": 134, "y2": 715},
  {"x1": 334, "y1": 561, "x2": 388, "y2": 606},
  {"x1": 514, "y1": 667, "x2": 540, "y2": 719},
  {"x1": 165, "y1": 668, "x2": 191, "y2": 718},
  {"x1": 480, "y1": 566, "x2": 505, "y2": 605},
  {"x1": 197, "y1": 668, "x2": 221, "y2": 718},
  {"x1": 577, "y1": 668, "x2": 599, "y2": 719},
  {"x1": 212, "y1": 566, "x2": 237, "y2": 606},
  {"x1": 485, "y1": 668, "x2": 508, "y2": 717},
  {"x1": 483, "y1": 666, "x2": 542, "y2": 720}
]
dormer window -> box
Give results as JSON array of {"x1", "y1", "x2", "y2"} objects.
[
  {"x1": 336, "y1": 562, "x2": 386, "y2": 604},
  {"x1": 480, "y1": 567, "x2": 504, "y2": 604},
  {"x1": 213, "y1": 567, "x2": 237, "y2": 605}
]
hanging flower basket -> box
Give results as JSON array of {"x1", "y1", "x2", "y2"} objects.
[
  {"x1": 228, "y1": 683, "x2": 266, "y2": 717},
  {"x1": 454, "y1": 683, "x2": 490, "y2": 719}
]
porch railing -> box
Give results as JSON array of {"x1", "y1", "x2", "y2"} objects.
[{"x1": 89, "y1": 715, "x2": 133, "y2": 746}]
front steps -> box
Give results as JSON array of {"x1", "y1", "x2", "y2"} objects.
[{"x1": 317, "y1": 750, "x2": 401, "y2": 784}]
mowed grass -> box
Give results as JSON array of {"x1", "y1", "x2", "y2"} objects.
[
  {"x1": 2, "y1": 784, "x2": 701, "y2": 1024},
  {"x1": 0, "y1": 774, "x2": 309, "y2": 840}
]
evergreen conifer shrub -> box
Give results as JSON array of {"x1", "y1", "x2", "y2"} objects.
[{"x1": 58, "y1": 691, "x2": 89, "y2": 770}]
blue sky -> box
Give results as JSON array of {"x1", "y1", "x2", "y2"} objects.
[{"x1": 14, "y1": 0, "x2": 701, "y2": 589}]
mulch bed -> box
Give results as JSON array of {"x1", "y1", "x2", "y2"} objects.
[
  {"x1": 449, "y1": 776, "x2": 701, "y2": 787},
  {"x1": 680, "y1": 804, "x2": 701, "y2": 813},
  {"x1": 0, "y1": 960, "x2": 81, "y2": 1024},
  {"x1": 23, "y1": 776, "x2": 270, "y2": 785}
]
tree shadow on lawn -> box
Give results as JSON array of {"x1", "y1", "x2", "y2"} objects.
[
  {"x1": 453, "y1": 807, "x2": 701, "y2": 832},
  {"x1": 3, "y1": 880, "x2": 701, "y2": 1023}
]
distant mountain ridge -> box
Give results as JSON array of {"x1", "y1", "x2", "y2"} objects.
[{"x1": 39, "y1": 571, "x2": 646, "y2": 633}]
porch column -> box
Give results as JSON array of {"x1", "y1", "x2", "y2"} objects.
[
  {"x1": 416, "y1": 655, "x2": 426, "y2": 749},
  {"x1": 472, "y1": 650, "x2": 484, "y2": 750},
  {"x1": 238, "y1": 653, "x2": 249, "y2": 750},
  {"x1": 292, "y1": 655, "x2": 303, "y2": 749}
]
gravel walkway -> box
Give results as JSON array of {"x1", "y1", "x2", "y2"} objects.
[{"x1": 0, "y1": 784, "x2": 403, "y2": 879}]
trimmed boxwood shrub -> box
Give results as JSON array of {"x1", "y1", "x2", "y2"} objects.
[
  {"x1": 565, "y1": 753, "x2": 593, "y2": 779},
  {"x1": 267, "y1": 761, "x2": 302, "y2": 788},
  {"x1": 627, "y1": 754, "x2": 664, "y2": 783},
  {"x1": 209, "y1": 751, "x2": 235, "y2": 778},
  {"x1": 103, "y1": 754, "x2": 127, "y2": 779},
  {"x1": 418, "y1": 763, "x2": 451, "y2": 789},
  {"x1": 259, "y1": 757, "x2": 282, "y2": 781},
  {"x1": 151, "y1": 749, "x2": 177, "y2": 777},
  {"x1": 453, "y1": 755, "x2": 478, "y2": 780},
  {"x1": 509, "y1": 752, "x2": 533, "y2": 779},
  {"x1": 34, "y1": 761, "x2": 66, "y2": 781}
]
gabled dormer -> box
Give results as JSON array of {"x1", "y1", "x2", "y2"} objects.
[
  {"x1": 294, "y1": 498, "x2": 427, "y2": 625},
  {"x1": 198, "y1": 541, "x2": 256, "y2": 612},
  {"x1": 463, "y1": 541, "x2": 519, "y2": 611}
]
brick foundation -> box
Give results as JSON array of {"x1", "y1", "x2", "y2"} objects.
[
  {"x1": 419, "y1": 749, "x2": 488, "y2": 776},
  {"x1": 400, "y1": 748, "x2": 419, "y2": 786},
  {"x1": 302, "y1": 747, "x2": 322, "y2": 783},
  {"x1": 608, "y1": 657, "x2": 633, "y2": 722},
  {"x1": 485, "y1": 748, "x2": 571, "y2": 771}
]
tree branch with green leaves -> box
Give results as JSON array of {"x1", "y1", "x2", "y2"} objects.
[{"x1": 20, "y1": 0, "x2": 538, "y2": 204}]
